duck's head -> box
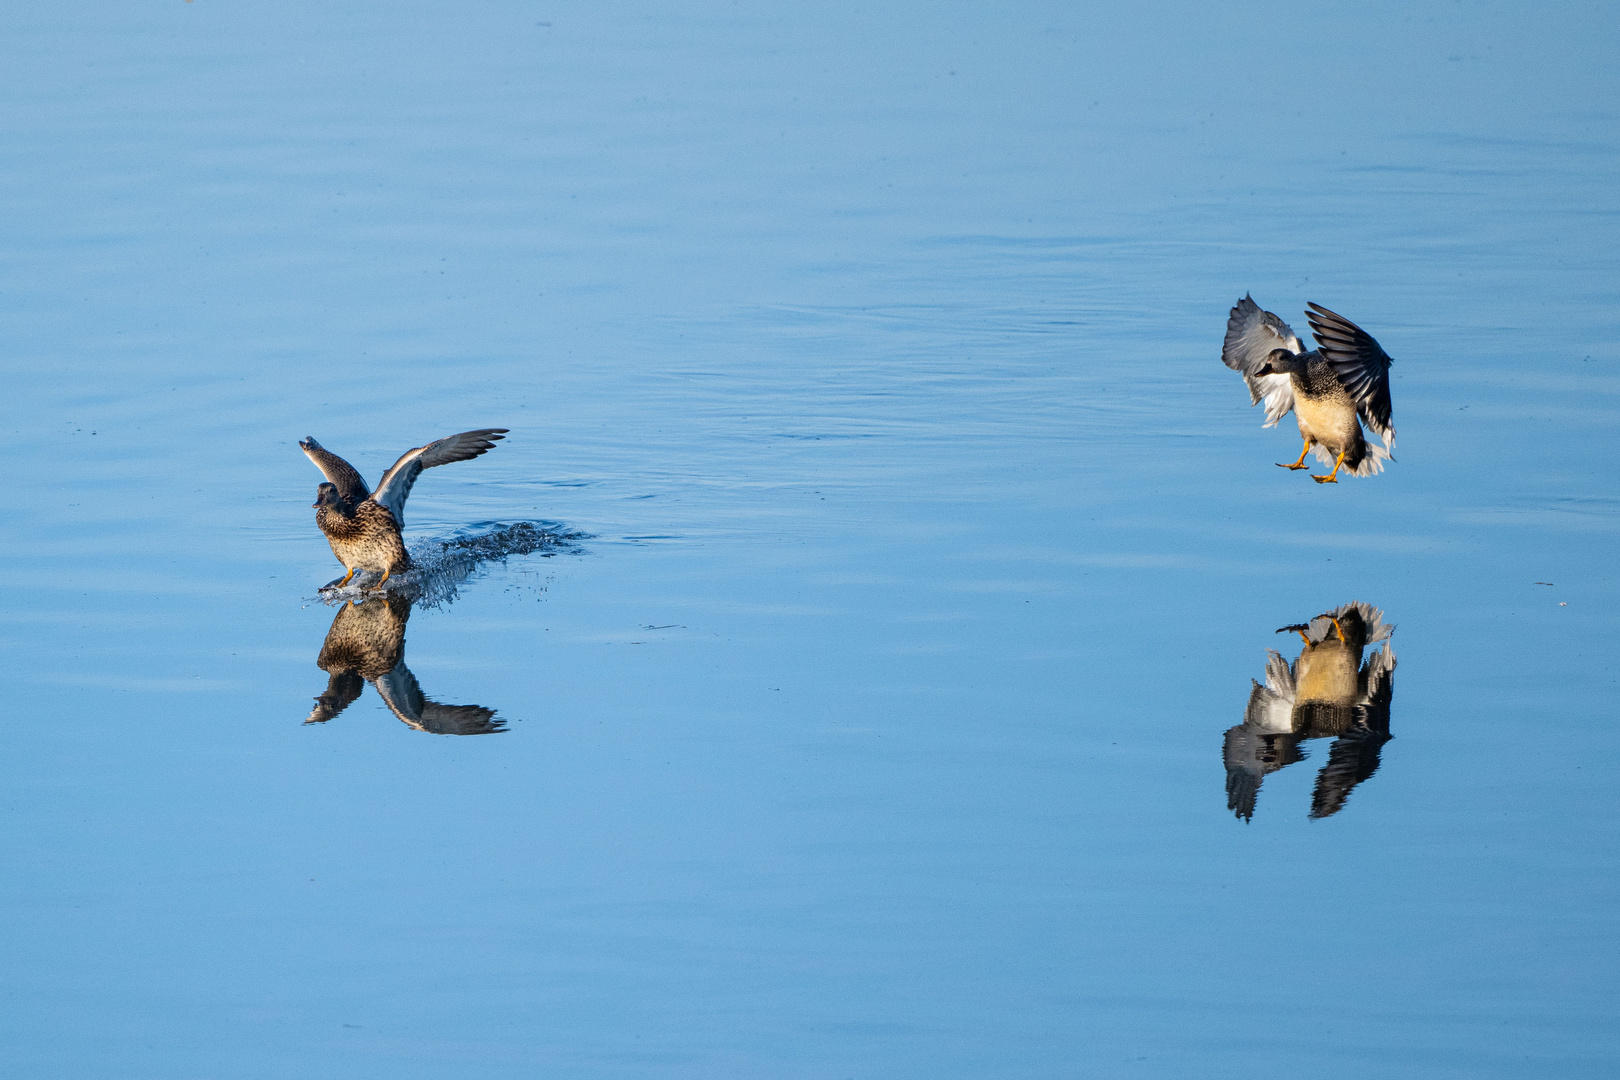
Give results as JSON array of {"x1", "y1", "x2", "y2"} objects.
[
  {"x1": 313, "y1": 482, "x2": 346, "y2": 510},
  {"x1": 1255, "y1": 347, "x2": 1305, "y2": 376}
]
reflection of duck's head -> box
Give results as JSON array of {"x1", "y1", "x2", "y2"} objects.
[{"x1": 308, "y1": 672, "x2": 363, "y2": 724}]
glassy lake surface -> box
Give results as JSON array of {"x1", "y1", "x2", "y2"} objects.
[{"x1": 3, "y1": 3, "x2": 1617, "y2": 1076}]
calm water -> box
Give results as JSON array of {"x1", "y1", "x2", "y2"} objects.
[{"x1": 3, "y1": 3, "x2": 1617, "y2": 1077}]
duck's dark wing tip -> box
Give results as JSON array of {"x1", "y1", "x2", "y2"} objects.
[
  {"x1": 372, "y1": 428, "x2": 512, "y2": 523},
  {"x1": 1307, "y1": 723, "x2": 1392, "y2": 819},
  {"x1": 417, "y1": 428, "x2": 510, "y2": 467}
]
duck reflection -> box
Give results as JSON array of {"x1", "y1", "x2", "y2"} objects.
[
  {"x1": 307, "y1": 593, "x2": 504, "y2": 734},
  {"x1": 301, "y1": 520, "x2": 584, "y2": 734},
  {"x1": 1224, "y1": 601, "x2": 1396, "y2": 821}
]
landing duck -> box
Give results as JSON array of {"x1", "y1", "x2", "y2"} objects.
[
  {"x1": 300, "y1": 428, "x2": 508, "y2": 590},
  {"x1": 1221, "y1": 295, "x2": 1396, "y2": 483}
]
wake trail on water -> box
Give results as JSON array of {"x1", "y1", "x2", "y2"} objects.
[{"x1": 313, "y1": 520, "x2": 588, "y2": 609}]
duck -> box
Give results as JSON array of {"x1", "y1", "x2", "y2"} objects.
[
  {"x1": 1221, "y1": 295, "x2": 1396, "y2": 483},
  {"x1": 300, "y1": 428, "x2": 508, "y2": 590}
]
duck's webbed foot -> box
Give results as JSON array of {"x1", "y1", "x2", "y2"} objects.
[
  {"x1": 1277, "y1": 439, "x2": 1313, "y2": 471},
  {"x1": 369, "y1": 567, "x2": 392, "y2": 592},
  {"x1": 1312, "y1": 450, "x2": 1348, "y2": 484},
  {"x1": 1275, "y1": 623, "x2": 1311, "y2": 646},
  {"x1": 320, "y1": 569, "x2": 357, "y2": 593}
]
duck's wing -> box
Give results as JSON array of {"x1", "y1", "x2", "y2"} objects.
[
  {"x1": 1306, "y1": 303, "x2": 1395, "y2": 451},
  {"x1": 1222, "y1": 294, "x2": 1301, "y2": 427},
  {"x1": 1224, "y1": 724, "x2": 1305, "y2": 822},
  {"x1": 373, "y1": 664, "x2": 506, "y2": 735},
  {"x1": 299, "y1": 437, "x2": 371, "y2": 506},
  {"x1": 1308, "y1": 722, "x2": 1392, "y2": 819},
  {"x1": 371, "y1": 429, "x2": 508, "y2": 526}
]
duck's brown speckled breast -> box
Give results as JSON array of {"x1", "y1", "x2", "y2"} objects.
[{"x1": 316, "y1": 501, "x2": 411, "y2": 574}]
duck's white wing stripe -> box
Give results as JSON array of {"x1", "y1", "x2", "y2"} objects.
[
  {"x1": 1255, "y1": 372, "x2": 1296, "y2": 428},
  {"x1": 372, "y1": 665, "x2": 427, "y2": 728},
  {"x1": 1363, "y1": 641, "x2": 1396, "y2": 704},
  {"x1": 1244, "y1": 649, "x2": 1296, "y2": 732}
]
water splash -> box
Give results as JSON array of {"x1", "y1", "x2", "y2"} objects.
[{"x1": 314, "y1": 520, "x2": 588, "y2": 608}]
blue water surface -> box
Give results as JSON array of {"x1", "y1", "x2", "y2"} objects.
[{"x1": 2, "y1": 2, "x2": 1617, "y2": 1077}]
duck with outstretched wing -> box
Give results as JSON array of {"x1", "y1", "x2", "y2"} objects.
[
  {"x1": 1221, "y1": 296, "x2": 1396, "y2": 483},
  {"x1": 299, "y1": 428, "x2": 508, "y2": 590}
]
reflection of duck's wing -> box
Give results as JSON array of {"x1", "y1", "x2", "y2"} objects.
[
  {"x1": 1244, "y1": 650, "x2": 1295, "y2": 731},
  {"x1": 1308, "y1": 723, "x2": 1392, "y2": 819},
  {"x1": 1226, "y1": 650, "x2": 1301, "y2": 819},
  {"x1": 372, "y1": 663, "x2": 505, "y2": 736},
  {"x1": 1309, "y1": 638, "x2": 1395, "y2": 819},
  {"x1": 1327, "y1": 600, "x2": 1393, "y2": 648},
  {"x1": 1360, "y1": 640, "x2": 1396, "y2": 715},
  {"x1": 299, "y1": 437, "x2": 372, "y2": 506},
  {"x1": 307, "y1": 670, "x2": 365, "y2": 724},
  {"x1": 1224, "y1": 725, "x2": 1305, "y2": 822},
  {"x1": 371, "y1": 429, "x2": 508, "y2": 527},
  {"x1": 1223, "y1": 726, "x2": 1266, "y2": 822},
  {"x1": 1222, "y1": 295, "x2": 1300, "y2": 427}
]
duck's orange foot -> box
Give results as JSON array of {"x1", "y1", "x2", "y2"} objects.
[
  {"x1": 1311, "y1": 473, "x2": 1338, "y2": 484},
  {"x1": 1276, "y1": 462, "x2": 1310, "y2": 470}
]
